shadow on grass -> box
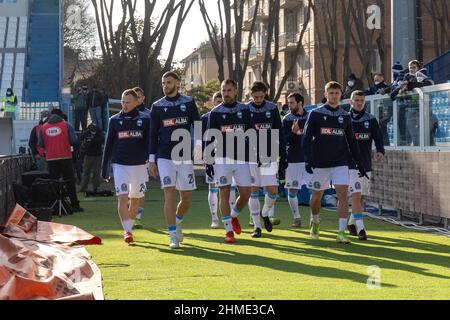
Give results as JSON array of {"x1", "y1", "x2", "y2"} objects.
[
  {"x1": 97, "y1": 263, "x2": 130, "y2": 268},
  {"x1": 130, "y1": 237, "x2": 397, "y2": 288},
  {"x1": 186, "y1": 231, "x2": 450, "y2": 280}
]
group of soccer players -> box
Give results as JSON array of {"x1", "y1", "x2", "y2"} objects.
[{"x1": 101, "y1": 71, "x2": 385, "y2": 249}]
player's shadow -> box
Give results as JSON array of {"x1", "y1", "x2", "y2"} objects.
[
  {"x1": 131, "y1": 238, "x2": 397, "y2": 288},
  {"x1": 185, "y1": 231, "x2": 450, "y2": 280},
  {"x1": 287, "y1": 228, "x2": 450, "y2": 255}
]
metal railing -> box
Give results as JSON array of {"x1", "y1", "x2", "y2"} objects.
[
  {"x1": 424, "y1": 50, "x2": 450, "y2": 85},
  {"x1": 304, "y1": 83, "x2": 450, "y2": 150}
]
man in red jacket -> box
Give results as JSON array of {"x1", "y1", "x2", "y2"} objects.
[
  {"x1": 29, "y1": 111, "x2": 50, "y2": 171},
  {"x1": 38, "y1": 112, "x2": 83, "y2": 212}
]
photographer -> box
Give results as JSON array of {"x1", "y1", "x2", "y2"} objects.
[{"x1": 79, "y1": 123, "x2": 104, "y2": 193}]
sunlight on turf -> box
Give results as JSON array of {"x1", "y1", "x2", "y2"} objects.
[{"x1": 55, "y1": 189, "x2": 450, "y2": 300}]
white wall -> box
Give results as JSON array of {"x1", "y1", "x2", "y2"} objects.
[
  {"x1": 13, "y1": 120, "x2": 35, "y2": 154},
  {"x1": 0, "y1": 0, "x2": 29, "y2": 17}
]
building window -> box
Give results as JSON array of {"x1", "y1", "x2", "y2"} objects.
[
  {"x1": 0, "y1": 0, "x2": 18, "y2": 3},
  {"x1": 285, "y1": 10, "x2": 298, "y2": 35}
]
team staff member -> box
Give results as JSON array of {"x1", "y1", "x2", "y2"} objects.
[
  {"x1": 38, "y1": 111, "x2": 83, "y2": 212},
  {"x1": 148, "y1": 72, "x2": 201, "y2": 249},
  {"x1": 29, "y1": 111, "x2": 50, "y2": 172},
  {"x1": 102, "y1": 89, "x2": 151, "y2": 244},
  {"x1": 303, "y1": 81, "x2": 367, "y2": 244},
  {"x1": 347, "y1": 91, "x2": 385, "y2": 241}
]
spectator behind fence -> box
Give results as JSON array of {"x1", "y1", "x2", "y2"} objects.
[
  {"x1": 383, "y1": 61, "x2": 406, "y2": 95},
  {"x1": 1, "y1": 88, "x2": 18, "y2": 120},
  {"x1": 342, "y1": 73, "x2": 364, "y2": 100},
  {"x1": 29, "y1": 111, "x2": 50, "y2": 172},
  {"x1": 79, "y1": 123, "x2": 104, "y2": 193},
  {"x1": 72, "y1": 86, "x2": 89, "y2": 131},
  {"x1": 87, "y1": 86, "x2": 104, "y2": 130},
  {"x1": 365, "y1": 74, "x2": 389, "y2": 96},
  {"x1": 38, "y1": 112, "x2": 83, "y2": 213},
  {"x1": 390, "y1": 60, "x2": 433, "y2": 100}
]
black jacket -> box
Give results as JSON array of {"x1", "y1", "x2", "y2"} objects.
[
  {"x1": 87, "y1": 91, "x2": 104, "y2": 108},
  {"x1": 80, "y1": 127, "x2": 105, "y2": 157}
]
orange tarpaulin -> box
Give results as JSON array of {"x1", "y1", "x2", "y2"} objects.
[{"x1": 0, "y1": 205, "x2": 103, "y2": 300}]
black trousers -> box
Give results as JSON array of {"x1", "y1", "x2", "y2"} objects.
[{"x1": 47, "y1": 159, "x2": 80, "y2": 208}]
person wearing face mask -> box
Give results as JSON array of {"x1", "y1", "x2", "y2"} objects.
[
  {"x1": 365, "y1": 74, "x2": 389, "y2": 96},
  {"x1": 390, "y1": 61, "x2": 432, "y2": 101},
  {"x1": 1, "y1": 88, "x2": 18, "y2": 120},
  {"x1": 79, "y1": 123, "x2": 105, "y2": 193},
  {"x1": 342, "y1": 74, "x2": 364, "y2": 100}
]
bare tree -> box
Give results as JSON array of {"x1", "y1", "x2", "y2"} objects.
[
  {"x1": 91, "y1": 0, "x2": 194, "y2": 102},
  {"x1": 274, "y1": 0, "x2": 313, "y2": 102},
  {"x1": 126, "y1": 0, "x2": 195, "y2": 103},
  {"x1": 198, "y1": 0, "x2": 226, "y2": 82},
  {"x1": 199, "y1": 0, "x2": 260, "y2": 100},
  {"x1": 341, "y1": 0, "x2": 353, "y2": 84},
  {"x1": 349, "y1": 0, "x2": 378, "y2": 85},
  {"x1": 312, "y1": 0, "x2": 339, "y2": 83},
  {"x1": 261, "y1": 0, "x2": 281, "y2": 100}
]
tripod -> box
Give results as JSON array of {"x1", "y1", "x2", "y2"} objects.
[{"x1": 50, "y1": 180, "x2": 69, "y2": 217}]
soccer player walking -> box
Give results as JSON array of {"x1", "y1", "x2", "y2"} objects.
[
  {"x1": 205, "y1": 79, "x2": 253, "y2": 243},
  {"x1": 202, "y1": 92, "x2": 223, "y2": 229},
  {"x1": 282, "y1": 93, "x2": 310, "y2": 228},
  {"x1": 133, "y1": 87, "x2": 151, "y2": 229},
  {"x1": 303, "y1": 82, "x2": 367, "y2": 244},
  {"x1": 102, "y1": 89, "x2": 151, "y2": 244},
  {"x1": 148, "y1": 72, "x2": 201, "y2": 249},
  {"x1": 347, "y1": 91, "x2": 385, "y2": 240},
  {"x1": 247, "y1": 82, "x2": 286, "y2": 238}
]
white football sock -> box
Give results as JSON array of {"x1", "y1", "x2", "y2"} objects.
[
  {"x1": 222, "y1": 216, "x2": 233, "y2": 233},
  {"x1": 136, "y1": 207, "x2": 144, "y2": 220},
  {"x1": 261, "y1": 193, "x2": 277, "y2": 217},
  {"x1": 208, "y1": 188, "x2": 219, "y2": 220},
  {"x1": 229, "y1": 187, "x2": 237, "y2": 208},
  {"x1": 339, "y1": 218, "x2": 347, "y2": 232},
  {"x1": 231, "y1": 206, "x2": 242, "y2": 218},
  {"x1": 353, "y1": 213, "x2": 366, "y2": 233},
  {"x1": 348, "y1": 214, "x2": 355, "y2": 226},
  {"x1": 122, "y1": 219, "x2": 134, "y2": 233},
  {"x1": 269, "y1": 204, "x2": 275, "y2": 218},
  {"x1": 251, "y1": 212, "x2": 262, "y2": 229},
  {"x1": 249, "y1": 193, "x2": 261, "y2": 229},
  {"x1": 311, "y1": 213, "x2": 320, "y2": 224},
  {"x1": 288, "y1": 193, "x2": 301, "y2": 219}
]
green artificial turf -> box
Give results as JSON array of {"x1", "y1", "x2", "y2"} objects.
[{"x1": 56, "y1": 188, "x2": 450, "y2": 300}]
